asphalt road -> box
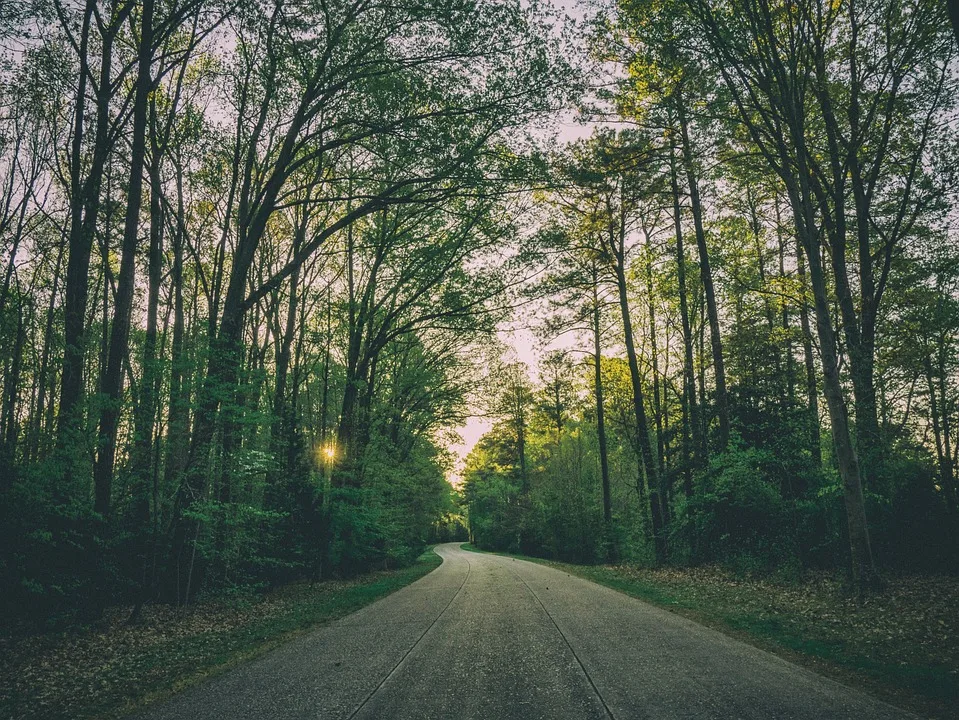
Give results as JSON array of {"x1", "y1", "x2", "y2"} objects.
[{"x1": 139, "y1": 543, "x2": 910, "y2": 719}]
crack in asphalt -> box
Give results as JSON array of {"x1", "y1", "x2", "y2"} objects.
[
  {"x1": 504, "y1": 562, "x2": 616, "y2": 720},
  {"x1": 346, "y1": 553, "x2": 473, "y2": 719}
]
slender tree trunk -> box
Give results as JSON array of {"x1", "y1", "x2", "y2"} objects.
[
  {"x1": 30, "y1": 243, "x2": 65, "y2": 462},
  {"x1": 775, "y1": 199, "x2": 796, "y2": 408},
  {"x1": 698, "y1": 289, "x2": 708, "y2": 444},
  {"x1": 646, "y1": 249, "x2": 666, "y2": 472},
  {"x1": 926, "y1": 356, "x2": 955, "y2": 510},
  {"x1": 795, "y1": 238, "x2": 823, "y2": 468},
  {"x1": 670, "y1": 148, "x2": 702, "y2": 488},
  {"x1": 787, "y1": 177, "x2": 875, "y2": 593},
  {"x1": 316, "y1": 286, "x2": 333, "y2": 580},
  {"x1": 741, "y1": 190, "x2": 774, "y2": 337},
  {"x1": 134, "y1": 147, "x2": 164, "y2": 467},
  {"x1": 514, "y1": 372, "x2": 529, "y2": 493},
  {"x1": 320, "y1": 285, "x2": 332, "y2": 450},
  {"x1": 0, "y1": 141, "x2": 32, "y2": 320},
  {"x1": 338, "y1": 220, "x2": 361, "y2": 470},
  {"x1": 92, "y1": 0, "x2": 155, "y2": 516},
  {"x1": 0, "y1": 303, "x2": 25, "y2": 487},
  {"x1": 172, "y1": 298, "x2": 243, "y2": 601},
  {"x1": 610, "y1": 216, "x2": 666, "y2": 563},
  {"x1": 165, "y1": 156, "x2": 190, "y2": 488},
  {"x1": 268, "y1": 220, "x2": 303, "y2": 506},
  {"x1": 56, "y1": 0, "x2": 94, "y2": 444},
  {"x1": 936, "y1": 341, "x2": 955, "y2": 508},
  {"x1": 58, "y1": 5, "x2": 129, "y2": 456},
  {"x1": 591, "y1": 262, "x2": 613, "y2": 541},
  {"x1": 129, "y1": 139, "x2": 164, "y2": 611},
  {"x1": 676, "y1": 100, "x2": 729, "y2": 450},
  {"x1": 812, "y1": 23, "x2": 888, "y2": 495}
]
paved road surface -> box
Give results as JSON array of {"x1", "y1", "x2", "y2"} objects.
[{"x1": 139, "y1": 543, "x2": 909, "y2": 719}]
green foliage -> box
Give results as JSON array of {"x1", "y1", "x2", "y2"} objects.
[
  {"x1": 327, "y1": 431, "x2": 456, "y2": 574},
  {"x1": 869, "y1": 444, "x2": 959, "y2": 572},
  {"x1": 464, "y1": 411, "x2": 610, "y2": 564},
  {"x1": 680, "y1": 445, "x2": 792, "y2": 572},
  {"x1": 0, "y1": 458, "x2": 105, "y2": 629},
  {"x1": 462, "y1": 434, "x2": 526, "y2": 553},
  {"x1": 3, "y1": 0, "x2": 959, "y2": 646}
]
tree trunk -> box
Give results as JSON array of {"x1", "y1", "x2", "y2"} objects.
[
  {"x1": 646, "y1": 248, "x2": 666, "y2": 473},
  {"x1": 592, "y1": 261, "x2": 613, "y2": 542},
  {"x1": 29, "y1": 242, "x2": 64, "y2": 462},
  {"x1": 925, "y1": 356, "x2": 955, "y2": 510},
  {"x1": 268, "y1": 218, "x2": 303, "y2": 506},
  {"x1": 670, "y1": 147, "x2": 702, "y2": 488},
  {"x1": 795, "y1": 238, "x2": 823, "y2": 468},
  {"x1": 775, "y1": 199, "x2": 796, "y2": 408},
  {"x1": 164, "y1": 155, "x2": 190, "y2": 489},
  {"x1": 57, "y1": 3, "x2": 115, "y2": 450},
  {"x1": 0, "y1": 303, "x2": 25, "y2": 488},
  {"x1": 92, "y1": 0, "x2": 155, "y2": 516},
  {"x1": 787, "y1": 177, "x2": 875, "y2": 593},
  {"x1": 676, "y1": 99, "x2": 730, "y2": 450},
  {"x1": 609, "y1": 216, "x2": 666, "y2": 563},
  {"x1": 129, "y1": 137, "x2": 164, "y2": 607}
]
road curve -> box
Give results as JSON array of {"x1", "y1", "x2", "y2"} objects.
[{"x1": 138, "y1": 543, "x2": 909, "y2": 719}]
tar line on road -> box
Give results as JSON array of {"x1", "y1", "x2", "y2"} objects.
[
  {"x1": 345, "y1": 554, "x2": 473, "y2": 719},
  {"x1": 138, "y1": 543, "x2": 912, "y2": 720},
  {"x1": 502, "y1": 561, "x2": 615, "y2": 719}
]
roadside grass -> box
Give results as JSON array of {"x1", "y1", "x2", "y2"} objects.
[
  {"x1": 0, "y1": 549, "x2": 441, "y2": 720},
  {"x1": 462, "y1": 544, "x2": 958, "y2": 719}
]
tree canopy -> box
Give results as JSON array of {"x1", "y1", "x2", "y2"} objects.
[{"x1": 0, "y1": 0, "x2": 957, "y2": 626}]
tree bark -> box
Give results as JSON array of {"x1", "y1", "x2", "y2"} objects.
[
  {"x1": 795, "y1": 238, "x2": 823, "y2": 468},
  {"x1": 129, "y1": 132, "x2": 164, "y2": 607},
  {"x1": 164, "y1": 154, "x2": 190, "y2": 489},
  {"x1": 670, "y1": 146, "x2": 702, "y2": 487},
  {"x1": 787, "y1": 175, "x2": 876, "y2": 593},
  {"x1": 29, "y1": 242, "x2": 64, "y2": 462},
  {"x1": 92, "y1": 0, "x2": 155, "y2": 516},
  {"x1": 609, "y1": 211, "x2": 666, "y2": 563},
  {"x1": 676, "y1": 98, "x2": 730, "y2": 450},
  {"x1": 646, "y1": 247, "x2": 666, "y2": 473},
  {"x1": 591, "y1": 261, "x2": 613, "y2": 538},
  {"x1": 925, "y1": 356, "x2": 956, "y2": 510},
  {"x1": 57, "y1": 1, "x2": 116, "y2": 449}
]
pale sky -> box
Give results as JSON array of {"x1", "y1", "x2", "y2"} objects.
[
  {"x1": 446, "y1": 329, "x2": 539, "y2": 478},
  {"x1": 445, "y1": 0, "x2": 601, "y2": 479}
]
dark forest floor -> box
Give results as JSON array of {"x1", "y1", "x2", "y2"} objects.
[
  {"x1": 462, "y1": 545, "x2": 959, "y2": 719},
  {"x1": 0, "y1": 550, "x2": 441, "y2": 720}
]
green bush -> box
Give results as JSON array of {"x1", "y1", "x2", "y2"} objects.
[{"x1": 683, "y1": 445, "x2": 793, "y2": 573}]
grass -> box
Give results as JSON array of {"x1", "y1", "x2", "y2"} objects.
[
  {"x1": 462, "y1": 543, "x2": 958, "y2": 719},
  {"x1": 0, "y1": 549, "x2": 441, "y2": 720}
]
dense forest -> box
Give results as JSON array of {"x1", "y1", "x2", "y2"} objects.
[
  {"x1": 0, "y1": 0, "x2": 957, "y2": 631},
  {"x1": 465, "y1": 0, "x2": 959, "y2": 593}
]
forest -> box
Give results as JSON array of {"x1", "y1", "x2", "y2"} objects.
[{"x1": 0, "y1": 0, "x2": 957, "y2": 636}]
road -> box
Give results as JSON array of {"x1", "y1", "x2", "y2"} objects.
[{"x1": 139, "y1": 543, "x2": 909, "y2": 719}]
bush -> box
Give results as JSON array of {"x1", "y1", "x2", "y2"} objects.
[{"x1": 683, "y1": 445, "x2": 794, "y2": 573}]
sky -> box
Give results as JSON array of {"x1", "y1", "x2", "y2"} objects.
[
  {"x1": 446, "y1": 307, "x2": 588, "y2": 480},
  {"x1": 446, "y1": 329, "x2": 538, "y2": 480},
  {"x1": 443, "y1": 1, "x2": 602, "y2": 478}
]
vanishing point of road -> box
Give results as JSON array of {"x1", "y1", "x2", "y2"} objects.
[{"x1": 140, "y1": 543, "x2": 909, "y2": 719}]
